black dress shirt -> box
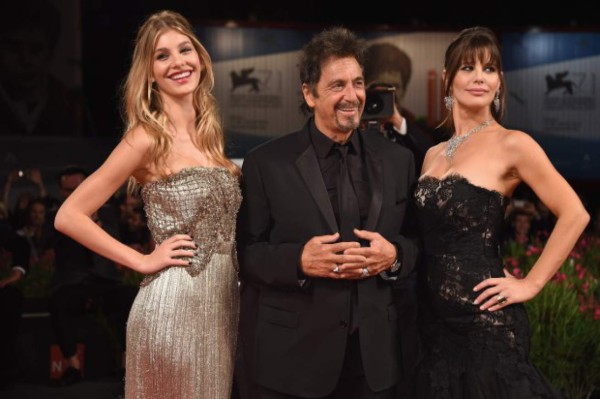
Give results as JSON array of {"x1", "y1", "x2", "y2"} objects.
[{"x1": 309, "y1": 121, "x2": 371, "y2": 237}]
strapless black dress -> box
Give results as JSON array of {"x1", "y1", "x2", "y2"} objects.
[{"x1": 413, "y1": 174, "x2": 563, "y2": 399}]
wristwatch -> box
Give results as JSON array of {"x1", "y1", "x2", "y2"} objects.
[{"x1": 388, "y1": 258, "x2": 401, "y2": 273}]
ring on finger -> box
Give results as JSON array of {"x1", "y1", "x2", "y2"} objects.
[
  {"x1": 496, "y1": 294, "x2": 507, "y2": 305},
  {"x1": 333, "y1": 264, "x2": 340, "y2": 274},
  {"x1": 361, "y1": 267, "x2": 369, "y2": 278}
]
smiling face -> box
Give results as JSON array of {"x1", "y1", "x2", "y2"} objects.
[
  {"x1": 151, "y1": 29, "x2": 202, "y2": 101},
  {"x1": 302, "y1": 56, "x2": 365, "y2": 142},
  {"x1": 447, "y1": 52, "x2": 500, "y2": 113}
]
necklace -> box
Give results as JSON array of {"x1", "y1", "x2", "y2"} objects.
[{"x1": 445, "y1": 119, "x2": 493, "y2": 161}]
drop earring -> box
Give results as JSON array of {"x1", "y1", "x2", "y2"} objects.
[
  {"x1": 444, "y1": 95, "x2": 454, "y2": 111},
  {"x1": 493, "y1": 90, "x2": 500, "y2": 113}
]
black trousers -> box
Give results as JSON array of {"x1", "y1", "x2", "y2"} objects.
[
  {"x1": 260, "y1": 331, "x2": 395, "y2": 399},
  {"x1": 49, "y1": 276, "x2": 137, "y2": 358}
]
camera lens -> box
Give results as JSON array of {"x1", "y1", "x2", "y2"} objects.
[{"x1": 364, "y1": 93, "x2": 383, "y2": 115}]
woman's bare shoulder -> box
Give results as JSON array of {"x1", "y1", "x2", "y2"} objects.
[
  {"x1": 122, "y1": 125, "x2": 154, "y2": 153},
  {"x1": 499, "y1": 128, "x2": 538, "y2": 148}
]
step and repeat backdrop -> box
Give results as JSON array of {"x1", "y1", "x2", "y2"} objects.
[
  {"x1": 1, "y1": 11, "x2": 598, "y2": 181},
  {"x1": 197, "y1": 26, "x2": 599, "y2": 179}
]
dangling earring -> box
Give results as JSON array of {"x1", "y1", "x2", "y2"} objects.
[
  {"x1": 147, "y1": 83, "x2": 153, "y2": 104},
  {"x1": 493, "y1": 90, "x2": 500, "y2": 113},
  {"x1": 444, "y1": 95, "x2": 454, "y2": 111}
]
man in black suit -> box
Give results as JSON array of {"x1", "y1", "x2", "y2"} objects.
[{"x1": 236, "y1": 27, "x2": 418, "y2": 399}]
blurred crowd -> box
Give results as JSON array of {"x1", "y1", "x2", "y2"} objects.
[
  {"x1": 503, "y1": 184, "x2": 600, "y2": 249},
  {"x1": 1, "y1": 167, "x2": 153, "y2": 271},
  {"x1": 0, "y1": 166, "x2": 149, "y2": 389}
]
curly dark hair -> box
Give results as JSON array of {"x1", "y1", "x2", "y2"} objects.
[{"x1": 298, "y1": 27, "x2": 367, "y2": 115}]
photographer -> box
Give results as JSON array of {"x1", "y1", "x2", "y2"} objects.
[
  {"x1": 363, "y1": 42, "x2": 437, "y2": 174},
  {"x1": 362, "y1": 42, "x2": 436, "y2": 399}
]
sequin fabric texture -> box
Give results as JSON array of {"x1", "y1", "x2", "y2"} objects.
[
  {"x1": 413, "y1": 174, "x2": 563, "y2": 399},
  {"x1": 125, "y1": 167, "x2": 241, "y2": 399}
]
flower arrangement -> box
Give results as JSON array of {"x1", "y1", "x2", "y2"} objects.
[{"x1": 503, "y1": 233, "x2": 600, "y2": 399}]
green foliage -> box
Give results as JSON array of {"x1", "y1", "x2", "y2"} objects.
[{"x1": 503, "y1": 234, "x2": 600, "y2": 399}]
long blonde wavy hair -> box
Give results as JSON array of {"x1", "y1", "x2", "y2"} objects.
[{"x1": 123, "y1": 10, "x2": 238, "y2": 181}]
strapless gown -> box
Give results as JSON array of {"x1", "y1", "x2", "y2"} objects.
[
  {"x1": 413, "y1": 174, "x2": 563, "y2": 399},
  {"x1": 125, "y1": 167, "x2": 241, "y2": 399}
]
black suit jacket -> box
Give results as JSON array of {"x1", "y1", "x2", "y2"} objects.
[{"x1": 237, "y1": 120, "x2": 418, "y2": 397}]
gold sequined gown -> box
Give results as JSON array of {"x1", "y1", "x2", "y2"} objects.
[{"x1": 125, "y1": 167, "x2": 241, "y2": 399}]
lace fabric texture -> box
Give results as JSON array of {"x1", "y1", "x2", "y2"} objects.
[
  {"x1": 125, "y1": 167, "x2": 241, "y2": 399},
  {"x1": 414, "y1": 174, "x2": 563, "y2": 399}
]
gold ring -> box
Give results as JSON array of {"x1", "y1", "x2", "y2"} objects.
[
  {"x1": 361, "y1": 267, "x2": 369, "y2": 278},
  {"x1": 497, "y1": 295, "x2": 507, "y2": 304},
  {"x1": 333, "y1": 265, "x2": 340, "y2": 273}
]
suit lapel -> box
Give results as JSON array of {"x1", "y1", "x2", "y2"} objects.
[
  {"x1": 295, "y1": 144, "x2": 338, "y2": 233},
  {"x1": 363, "y1": 134, "x2": 383, "y2": 231}
]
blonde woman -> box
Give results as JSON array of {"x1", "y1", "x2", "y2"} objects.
[
  {"x1": 414, "y1": 27, "x2": 589, "y2": 398},
  {"x1": 55, "y1": 10, "x2": 241, "y2": 398}
]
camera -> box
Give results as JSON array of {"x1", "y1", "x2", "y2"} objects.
[{"x1": 361, "y1": 86, "x2": 395, "y2": 121}]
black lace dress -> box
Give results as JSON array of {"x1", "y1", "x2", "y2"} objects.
[{"x1": 413, "y1": 174, "x2": 563, "y2": 399}]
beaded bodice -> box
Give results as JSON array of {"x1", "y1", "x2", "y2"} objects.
[{"x1": 140, "y1": 167, "x2": 241, "y2": 286}]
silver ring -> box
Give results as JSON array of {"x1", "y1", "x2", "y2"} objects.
[
  {"x1": 496, "y1": 294, "x2": 507, "y2": 304},
  {"x1": 333, "y1": 264, "x2": 340, "y2": 274},
  {"x1": 361, "y1": 267, "x2": 369, "y2": 278}
]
